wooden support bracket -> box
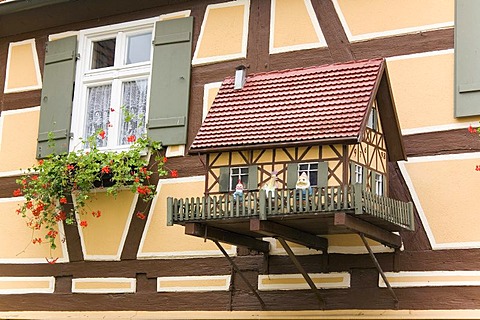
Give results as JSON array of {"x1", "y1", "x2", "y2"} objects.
[
  {"x1": 250, "y1": 219, "x2": 328, "y2": 252},
  {"x1": 334, "y1": 212, "x2": 402, "y2": 249},
  {"x1": 185, "y1": 223, "x2": 270, "y2": 253}
]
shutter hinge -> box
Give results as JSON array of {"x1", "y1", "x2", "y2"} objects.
[{"x1": 76, "y1": 53, "x2": 81, "y2": 60}]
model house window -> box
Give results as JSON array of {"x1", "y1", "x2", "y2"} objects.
[
  {"x1": 72, "y1": 19, "x2": 155, "y2": 150},
  {"x1": 374, "y1": 173, "x2": 384, "y2": 196},
  {"x1": 298, "y1": 162, "x2": 318, "y2": 186},
  {"x1": 367, "y1": 107, "x2": 377, "y2": 131},
  {"x1": 230, "y1": 167, "x2": 249, "y2": 191},
  {"x1": 354, "y1": 164, "x2": 363, "y2": 184}
]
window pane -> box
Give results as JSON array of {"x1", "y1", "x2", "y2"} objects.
[
  {"x1": 126, "y1": 32, "x2": 152, "y2": 64},
  {"x1": 85, "y1": 84, "x2": 112, "y2": 147},
  {"x1": 119, "y1": 79, "x2": 148, "y2": 145},
  {"x1": 91, "y1": 39, "x2": 116, "y2": 69}
]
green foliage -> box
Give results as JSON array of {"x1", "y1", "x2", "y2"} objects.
[{"x1": 14, "y1": 130, "x2": 167, "y2": 250}]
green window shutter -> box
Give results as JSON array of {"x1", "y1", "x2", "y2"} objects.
[
  {"x1": 148, "y1": 16, "x2": 193, "y2": 145},
  {"x1": 455, "y1": 1, "x2": 480, "y2": 117},
  {"x1": 362, "y1": 167, "x2": 368, "y2": 189},
  {"x1": 247, "y1": 165, "x2": 258, "y2": 190},
  {"x1": 371, "y1": 172, "x2": 376, "y2": 194},
  {"x1": 287, "y1": 163, "x2": 299, "y2": 189},
  {"x1": 36, "y1": 36, "x2": 77, "y2": 159},
  {"x1": 317, "y1": 162, "x2": 328, "y2": 188},
  {"x1": 349, "y1": 162, "x2": 356, "y2": 184},
  {"x1": 219, "y1": 167, "x2": 230, "y2": 192}
]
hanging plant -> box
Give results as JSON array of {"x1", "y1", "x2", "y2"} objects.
[{"x1": 13, "y1": 129, "x2": 173, "y2": 250}]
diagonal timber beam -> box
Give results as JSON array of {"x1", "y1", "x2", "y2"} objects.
[
  {"x1": 250, "y1": 219, "x2": 328, "y2": 252},
  {"x1": 184, "y1": 223, "x2": 270, "y2": 253},
  {"x1": 334, "y1": 212, "x2": 402, "y2": 249}
]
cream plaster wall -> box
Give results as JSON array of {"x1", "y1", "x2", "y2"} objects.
[
  {"x1": 401, "y1": 154, "x2": 480, "y2": 248},
  {"x1": 270, "y1": 0, "x2": 326, "y2": 53},
  {"x1": 76, "y1": 190, "x2": 136, "y2": 259},
  {"x1": 0, "y1": 108, "x2": 39, "y2": 174},
  {"x1": 5, "y1": 39, "x2": 42, "y2": 93},
  {"x1": 139, "y1": 178, "x2": 233, "y2": 258},
  {"x1": 387, "y1": 52, "x2": 480, "y2": 133},
  {"x1": 334, "y1": 0, "x2": 453, "y2": 41},
  {"x1": 0, "y1": 199, "x2": 65, "y2": 263},
  {"x1": 192, "y1": 1, "x2": 249, "y2": 65}
]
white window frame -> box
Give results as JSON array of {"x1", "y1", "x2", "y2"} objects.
[
  {"x1": 374, "y1": 172, "x2": 384, "y2": 196},
  {"x1": 298, "y1": 162, "x2": 318, "y2": 187},
  {"x1": 71, "y1": 17, "x2": 160, "y2": 152},
  {"x1": 230, "y1": 167, "x2": 249, "y2": 191},
  {"x1": 354, "y1": 164, "x2": 363, "y2": 184}
]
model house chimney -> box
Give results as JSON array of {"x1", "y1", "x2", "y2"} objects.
[{"x1": 234, "y1": 65, "x2": 247, "y2": 90}]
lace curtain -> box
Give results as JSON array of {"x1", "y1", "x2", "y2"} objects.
[
  {"x1": 85, "y1": 84, "x2": 112, "y2": 147},
  {"x1": 119, "y1": 79, "x2": 148, "y2": 145}
]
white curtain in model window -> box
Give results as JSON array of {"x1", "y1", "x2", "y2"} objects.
[
  {"x1": 119, "y1": 79, "x2": 148, "y2": 145},
  {"x1": 86, "y1": 84, "x2": 112, "y2": 148}
]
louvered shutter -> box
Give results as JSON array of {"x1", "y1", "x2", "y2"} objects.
[
  {"x1": 247, "y1": 165, "x2": 258, "y2": 190},
  {"x1": 455, "y1": 1, "x2": 480, "y2": 117},
  {"x1": 317, "y1": 162, "x2": 329, "y2": 188},
  {"x1": 287, "y1": 163, "x2": 299, "y2": 189},
  {"x1": 147, "y1": 16, "x2": 193, "y2": 145},
  {"x1": 219, "y1": 167, "x2": 230, "y2": 192},
  {"x1": 36, "y1": 36, "x2": 77, "y2": 158}
]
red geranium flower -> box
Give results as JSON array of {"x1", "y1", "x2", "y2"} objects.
[
  {"x1": 163, "y1": 156, "x2": 167, "y2": 163},
  {"x1": 101, "y1": 166, "x2": 111, "y2": 174},
  {"x1": 13, "y1": 188, "x2": 22, "y2": 197},
  {"x1": 170, "y1": 169, "x2": 178, "y2": 178},
  {"x1": 98, "y1": 130, "x2": 106, "y2": 139},
  {"x1": 127, "y1": 135, "x2": 136, "y2": 143},
  {"x1": 59, "y1": 197, "x2": 68, "y2": 204},
  {"x1": 91, "y1": 210, "x2": 101, "y2": 218},
  {"x1": 66, "y1": 164, "x2": 75, "y2": 171},
  {"x1": 46, "y1": 257, "x2": 59, "y2": 264},
  {"x1": 80, "y1": 220, "x2": 88, "y2": 228},
  {"x1": 55, "y1": 211, "x2": 67, "y2": 222}
]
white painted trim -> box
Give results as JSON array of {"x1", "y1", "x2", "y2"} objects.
[
  {"x1": 401, "y1": 122, "x2": 473, "y2": 136},
  {"x1": 399, "y1": 153, "x2": 480, "y2": 250},
  {"x1": 165, "y1": 145, "x2": 186, "y2": 158},
  {"x1": 0, "y1": 106, "x2": 40, "y2": 175},
  {"x1": 192, "y1": 0, "x2": 250, "y2": 66},
  {"x1": 4, "y1": 310, "x2": 480, "y2": 319},
  {"x1": 331, "y1": 0, "x2": 453, "y2": 43},
  {"x1": 202, "y1": 81, "x2": 222, "y2": 121},
  {"x1": 4, "y1": 39, "x2": 43, "y2": 94},
  {"x1": 380, "y1": 271, "x2": 480, "y2": 288},
  {"x1": 72, "y1": 277, "x2": 136, "y2": 293},
  {"x1": 159, "y1": 10, "x2": 191, "y2": 20},
  {"x1": 269, "y1": 0, "x2": 327, "y2": 55},
  {"x1": 258, "y1": 273, "x2": 350, "y2": 291},
  {"x1": 386, "y1": 49, "x2": 454, "y2": 62},
  {"x1": 0, "y1": 276, "x2": 55, "y2": 294},
  {"x1": 137, "y1": 176, "x2": 237, "y2": 259},
  {"x1": 48, "y1": 31, "x2": 79, "y2": 42},
  {"x1": 157, "y1": 275, "x2": 231, "y2": 292},
  {"x1": 75, "y1": 189, "x2": 138, "y2": 261}
]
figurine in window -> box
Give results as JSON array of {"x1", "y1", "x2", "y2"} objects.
[
  {"x1": 296, "y1": 172, "x2": 312, "y2": 197},
  {"x1": 262, "y1": 170, "x2": 278, "y2": 196},
  {"x1": 233, "y1": 179, "x2": 244, "y2": 201}
]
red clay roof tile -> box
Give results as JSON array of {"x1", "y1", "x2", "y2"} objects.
[{"x1": 190, "y1": 59, "x2": 385, "y2": 152}]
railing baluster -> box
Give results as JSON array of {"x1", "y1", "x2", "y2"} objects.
[
  {"x1": 185, "y1": 198, "x2": 190, "y2": 221},
  {"x1": 259, "y1": 190, "x2": 267, "y2": 220},
  {"x1": 178, "y1": 199, "x2": 184, "y2": 221}
]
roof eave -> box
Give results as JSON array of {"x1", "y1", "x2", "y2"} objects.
[{"x1": 189, "y1": 136, "x2": 360, "y2": 155}]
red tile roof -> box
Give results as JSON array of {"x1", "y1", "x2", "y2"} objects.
[{"x1": 190, "y1": 59, "x2": 385, "y2": 153}]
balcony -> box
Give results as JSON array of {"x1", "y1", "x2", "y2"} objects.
[{"x1": 167, "y1": 184, "x2": 414, "y2": 251}]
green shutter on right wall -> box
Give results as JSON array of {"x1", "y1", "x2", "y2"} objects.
[
  {"x1": 36, "y1": 36, "x2": 77, "y2": 159},
  {"x1": 147, "y1": 16, "x2": 193, "y2": 145},
  {"x1": 455, "y1": 0, "x2": 480, "y2": 117},
  {"x1": 287, "y1": 163, "x2": 299, "y2": 189}
]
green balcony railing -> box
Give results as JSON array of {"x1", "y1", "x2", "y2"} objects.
[{"x1": 167, "y1": 184, "x2": 414, "y2": 231}]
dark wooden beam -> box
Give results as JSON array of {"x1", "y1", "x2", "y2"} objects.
[
  {"x1": 334, "y1": 212, "x2": 402, "y2": 249},
  {"x1": 250, "y1": 219, "x2": 328, "y2": 252},
  {"x1": 185, "y1": 223, "x2": 270, "y2": 253}
]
